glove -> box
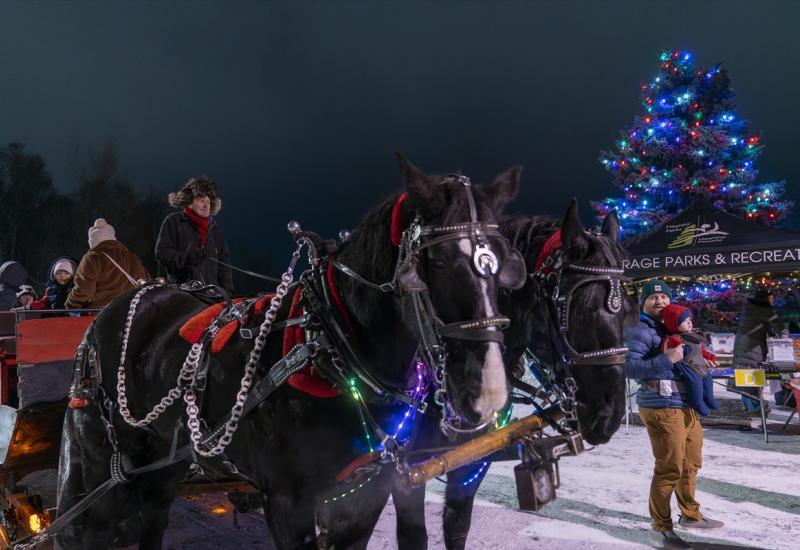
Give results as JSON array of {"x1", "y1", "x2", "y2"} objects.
[
  {"x1": 666, "y1": 336, "x2": 683, "y2": 349},
  {"x1": 184, "y1": 244, "x2": 205, "y2": 267}
]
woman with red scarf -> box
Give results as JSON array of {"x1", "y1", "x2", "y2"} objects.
[{"x1": 155, "y1": 176, "x2": 233, "y2": 295}]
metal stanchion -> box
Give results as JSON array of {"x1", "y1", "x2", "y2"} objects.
[
  {"x1": 624, "y1": 379, "x2": 631, "y2": 434},
  {"x1": 758, "y1": 386, "x2": 769, "y2": 443}
]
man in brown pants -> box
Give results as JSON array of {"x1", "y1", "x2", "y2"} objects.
[{"x1": 624, "y1": 280, "x2": 724, "y2": 549}]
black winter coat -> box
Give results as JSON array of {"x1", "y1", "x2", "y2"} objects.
[
  {"x1": 0, "y1": 261, "x2": 29, "y2": 311},
  {"x1": 733, "y1": 299, "x2": 784, "y2": 369},
  {"x1": 155, "y1": 212, "x2": 233, "y2": 293}
]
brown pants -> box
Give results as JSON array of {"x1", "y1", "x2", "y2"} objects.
[{"x1": 638, "y1": 407, "x2": 704, "y2": 532}]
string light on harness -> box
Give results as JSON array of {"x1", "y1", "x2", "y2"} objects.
[
  {"x1": 348, "y1": 378, "x2": 375, "y2": 453},
  {"x1": 391, "y1": 361, "x2": 427, "y2": 440},
  {"x1": 324, "y1": 178, "x2": 515, "y2": 438}
]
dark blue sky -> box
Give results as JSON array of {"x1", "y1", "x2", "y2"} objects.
[{"x1": 3, "y1": 0, "x2": 799, "y2": 268}]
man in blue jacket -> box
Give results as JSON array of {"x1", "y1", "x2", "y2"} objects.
[{"x1": 625, "y1": 279, "x2": 724, "y2": 549}]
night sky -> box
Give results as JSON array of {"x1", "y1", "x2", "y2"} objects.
[{"x1": 3, "y1": 0, "x2": 800, "y2": 270}]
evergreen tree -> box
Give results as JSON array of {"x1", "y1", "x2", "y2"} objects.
[{"x1": 593, "y1": 49, "x2": 790, "y2": 236}]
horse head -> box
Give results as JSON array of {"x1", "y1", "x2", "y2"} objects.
[
  {"x1": 503, "y1": 200, "x2": 637, "y2": 445},
  {"x1": 553, "y1": 200, "x2": 637, "y2": 444},
  {"x1": 338, "y1": 155, "x2": 525, "y2": 424},
  {"x1": 394, "y1": 154, "x2": 524, "y2": 425}
]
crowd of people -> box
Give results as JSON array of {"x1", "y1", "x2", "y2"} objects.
[{"x1": 0, "y1": 175, "x2": 232, "y2": 313}]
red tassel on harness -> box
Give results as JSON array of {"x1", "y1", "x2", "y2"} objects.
[{"x1": 68, "y1": 397, "x2": 90, "y2": 409}]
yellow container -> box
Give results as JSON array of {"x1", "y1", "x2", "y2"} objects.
[{"x1": 734, "y1": 369, "x2": 766, "y2": 387}]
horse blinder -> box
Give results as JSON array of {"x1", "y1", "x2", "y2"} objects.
[
  {"x1": 497, "y1": 249, "x2": 527, "y2": 290},
  {"x1": 398, "y1": 259, "x2": 428, "y2": 293}
]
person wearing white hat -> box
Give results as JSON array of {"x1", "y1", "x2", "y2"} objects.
[
  {"x1": 15, "y1": 285, "x2": 37, "y2": 308},
  {"x1": 24, "y1": 256, "x2": 78, "y2": 310},
  {"x1": 66, "y1": 219, "x2": 150, "y2": 309}
]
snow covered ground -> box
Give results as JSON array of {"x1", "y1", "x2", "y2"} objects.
[
  {"x1": 27, "y1": 398, "x2": 800, "y2": 549},
  {"x1": 367, "y1": 414, "x2": 800, "y2": 550},
  {"x1": 162, "y1": 400, "x2": 799, "y2": 550}
]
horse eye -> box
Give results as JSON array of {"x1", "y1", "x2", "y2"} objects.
[{"x1": 432, "y1": 259, "x2": 447, "y2": 270}]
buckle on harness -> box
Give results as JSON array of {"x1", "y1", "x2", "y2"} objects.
[{"x1": 223, "y1": 460, "x2": 241, "y2": 476}]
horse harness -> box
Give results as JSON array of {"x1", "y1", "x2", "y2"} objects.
[
  {"x1": 327, "y1": 175, "x2": 526, "y2": 435},
  {"x1": 532, "y1": 229, "x2": 635, "y2": 369},
  {"x1": 20, "y1": 179, "x2": 530, "y2": 550}
]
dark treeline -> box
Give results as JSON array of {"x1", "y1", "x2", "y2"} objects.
[
  {"x1": 0, "y1": 140, "x2": 167, "y2": 287},
  {"x1": 0, "y1": 140, "x2": 274, "y2": 296}
]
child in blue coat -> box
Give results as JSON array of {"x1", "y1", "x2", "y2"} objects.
[
  {"x1": 25, "y1": 257, "x2": 78, "y2": 310},
  {"x1": 661, "y1": 304, "x2": 720, "y2": 416}
]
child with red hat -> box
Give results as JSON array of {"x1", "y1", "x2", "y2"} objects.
[{"x1": 661, "y1": 304, "x2": 719, "y2": 415}]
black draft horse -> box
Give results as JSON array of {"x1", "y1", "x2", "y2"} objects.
[
  {"x1": 54, "y1": 155, "x2": 525, "y2": 550},
  {"x1": 388, "y1": 201, "x2": 637, "y2": 550}
]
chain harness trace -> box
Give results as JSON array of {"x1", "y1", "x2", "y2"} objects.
[
  {"x1": 18, "y1": 182, "x2": 528, "y2": 549},
  {"x1": 115, "y1": 239, "x2": 308, "y2": 458}
]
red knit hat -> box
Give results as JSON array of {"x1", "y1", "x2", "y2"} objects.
[{"x1": 661, "y1": 304, "x2": 692, "y2": 333}]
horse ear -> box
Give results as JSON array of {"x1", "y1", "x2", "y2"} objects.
[
  {"x1": 396, "y1": 152, "x2": 445, "y2": 219},
  {"x1": 561, "y1": 198, "x2": 588, "y2": 256},
  {"x1": 487, "y1": 166, "x2": 523, "y2": 213},
  {"x1": 601, "y1": 210, "x2": 621, "y2": 241},
  {"x1": 398, "y1": 258, "x2": 428, "y2": 293}
]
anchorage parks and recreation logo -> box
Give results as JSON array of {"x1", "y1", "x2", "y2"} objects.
[{"x1": 667, "y1": 219, "x2": 730, "y2": 249}]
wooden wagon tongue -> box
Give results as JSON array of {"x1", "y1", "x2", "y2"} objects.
[
  {"x1": 402, "y1": 409, "x2": 575, "y2": 478},
  {"x1": 397, "y1": 409, "x2": 584, "y2": 512}
]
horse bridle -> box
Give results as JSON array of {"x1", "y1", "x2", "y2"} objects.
[
  {"x1": 534, "y1": 239, "x2": 634, "y2": 367},
  {"x1": 328, "y1": 175, "x2": 523, "y2": 434},
  {"x1": 330, "y1": 174, "x2": 520, "y2": 347}
]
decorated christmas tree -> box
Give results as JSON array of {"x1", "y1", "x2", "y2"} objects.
[{"x1": 593, "y1": 49, "x2": 791, "y2": 236}]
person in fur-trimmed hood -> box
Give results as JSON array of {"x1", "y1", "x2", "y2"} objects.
[{"x1": 155, "y1": 175, "x2": 233, "y2": 294}]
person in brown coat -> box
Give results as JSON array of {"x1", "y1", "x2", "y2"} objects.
[{"x1": 65, "y1": 218, "x2": 150, "y2": 309}]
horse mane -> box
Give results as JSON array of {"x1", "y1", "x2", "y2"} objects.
[
  {"x1": 333, "y1": 195, "x2": 398, "y2": 327},
  {"x1": 500, "y1": 212, "x2": 630, "y2": 314},
  {"x1": 499, "y1": 214, "x2": 560, "y2": 266},
  {"x1": 336, "y1": 178, "x2": 492, "y2": 327}
]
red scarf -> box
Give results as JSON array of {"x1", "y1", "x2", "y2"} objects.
[{"x1": 183, "y1": 207, "x2": 210, "y2": 247}]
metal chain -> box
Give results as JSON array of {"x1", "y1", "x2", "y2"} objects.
[
  {"x1": 116, "y1": 284, "x2": 204, "y2": 428},
  {"x1": 185, "y1": 241, "x2": 305, "y2": 457}
]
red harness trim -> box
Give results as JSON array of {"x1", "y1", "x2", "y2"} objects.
[
  {"x1": 179, "y1": 297, "x2": 262, "y2": 353},
  {"x1": 533, "y1": 229, "x2": 562, "y2": 274},
  {"x1": 335, "y1": 451, "x2": 382, "y2": 482},
  {"x1": 284, "y1": 285, "x2": 340, "y2": 398},
  {"x1": 68, "y1": 397, "x2": 90, "y2": 409},
  {"x1": 390, "y1": 192, "x2": 409, "y2": 246}
]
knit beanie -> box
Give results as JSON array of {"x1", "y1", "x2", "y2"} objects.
[
  {"x1": 52, "y1": 259, "x2": 75, "y2": 276},
  {"x1": 88, "y1": 218, "x2": 116, "y2": 249},
  {"x1": 16, "y1": 285, "x2": 37, "y2": 300},
  {"x1": 639, "y1": 279, "x2": 672, "y2": 306},
  {"x1": 661, "y1": 304, "x2": 692, "y2": 334}
]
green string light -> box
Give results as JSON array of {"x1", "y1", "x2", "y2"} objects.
[{"x1": 349, "y1": 378, "x2": 374, "y2": 452}]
